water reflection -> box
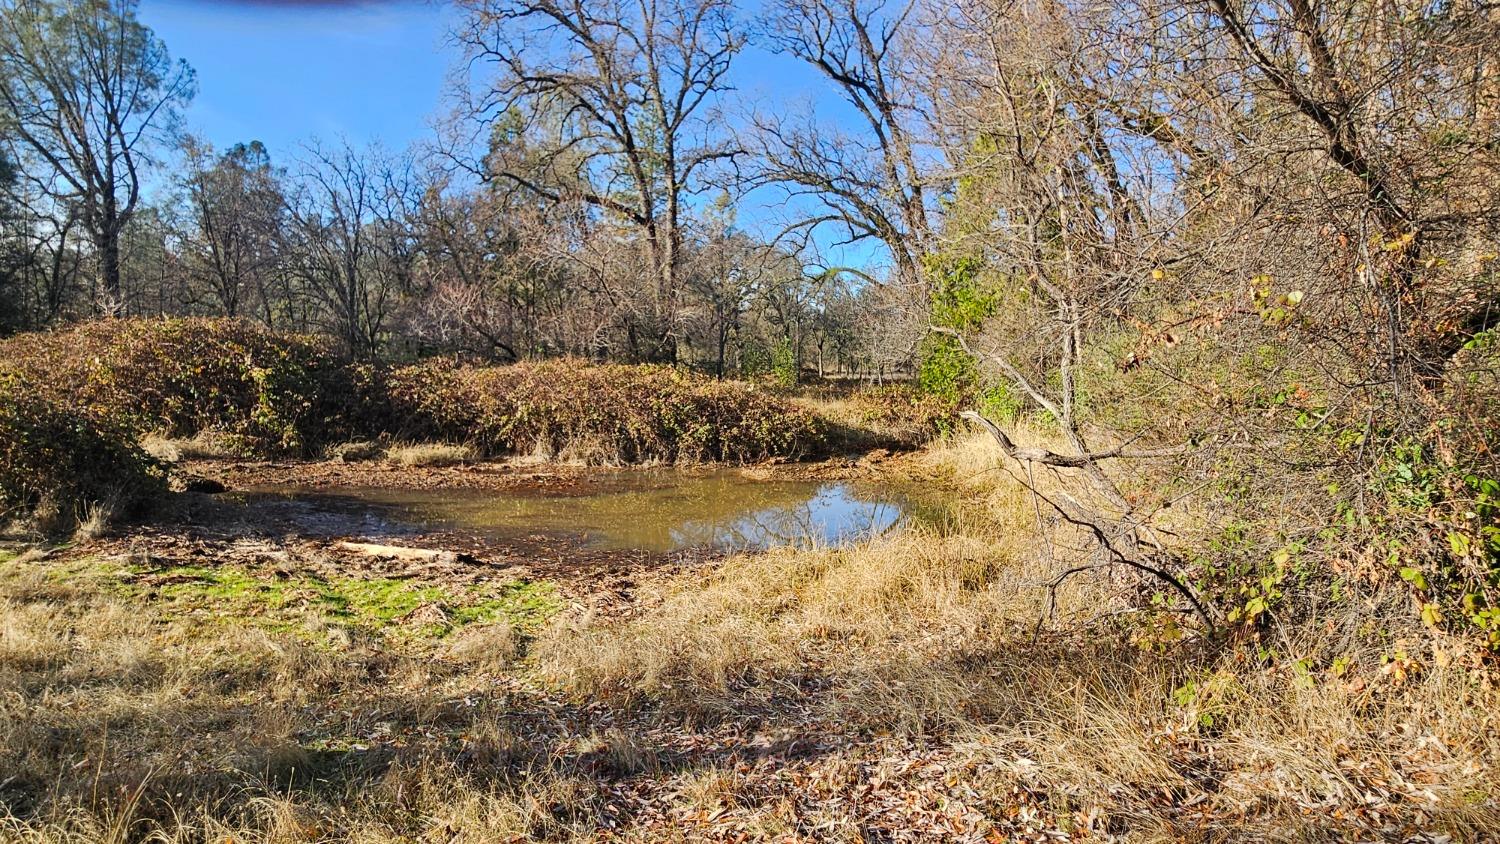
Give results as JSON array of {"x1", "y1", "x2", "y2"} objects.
[{"x1": 238, "y1": 470, "x2": 920, "y2": 553}]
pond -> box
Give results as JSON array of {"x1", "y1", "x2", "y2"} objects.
[{"x1": 234, "y1": 470, "x2": 937, "y2": 553}]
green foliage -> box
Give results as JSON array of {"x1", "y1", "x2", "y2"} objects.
[
  {"x1": 1373, "y1": 441, "x2": 1500, "y2": 649},
  {"x1": 976, "y1": 383, "x2": 1022, "y2": 424},
  {"x1": 0, "y1": 372, "x2": 164, "y2": 524},
  {"x1": 926, "y1": 254, "x2": 996, "y2": 331},
  {"x1": 770, "y1": 337, "x2": 798, "y2": 387},
  {"x1": 917, "y1": 252, "x2": 1004, "y2": 412},
  {"x1": 738, "y1": 339, "x2": 772, "y2": 379},
  {"x1": 917, "y1": 334, "x2": 979, "y2": 406}
]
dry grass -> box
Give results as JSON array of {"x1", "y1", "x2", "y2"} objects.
[
  {"x1": 440, "y1": 620, "x2": 518, "y2": 675},
  {"x1": 69, "y1": 499, "x2": 117, "y2": 543},
  {"x1": 139, "y1": 432, "x2": 242, "y2": 462},
  {"x1": 791, "y1": 384, "x2": 954, "y2": 451},
  {"x1": 322, "y1": 440, "x2": 382, "y2": 462},
  {"x1": 531, "y1": 432, "x2": 1500, "y2": 836},
  {"x1": 0, "y1": 552, "x2": 610, "y2": 843},
  {"x1": 2, "y1": 432, "x2": 1497, "y2": 840},
  {"x1": 383, "y1": 442, "x2": 477, "y2": 467}
]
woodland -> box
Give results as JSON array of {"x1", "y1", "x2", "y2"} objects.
[{"x1": 0, "y1": 0, "x2": 1498, "y2": 840}]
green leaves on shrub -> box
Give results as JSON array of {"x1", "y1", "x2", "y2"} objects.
[{"x1": 0, "y1": 373, "x2": 164, "y2": 523}]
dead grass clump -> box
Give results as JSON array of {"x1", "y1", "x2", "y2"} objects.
[
  {"x1": 441, "y1": 621, "x2": 517, "y2": 674},
  {"x1": 324, "y1": 440, "x2": 382, "y2": 462},
  {"x1": 140, "y1": 431, "x2": 244, "y2": 463},
  {"x1": 384, "y1": 442, "x2": 477, "y2": 467},
  {"x1": 70, "y1": 499, "x2": 118, "y2": 542}
]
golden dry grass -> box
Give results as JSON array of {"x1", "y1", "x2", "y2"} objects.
[
  {"x1": 0, "y1": 554, "x2": 615, "y2": 843},
  {"x1": 531, "y1": 432, "x2": 1500, "y2": 837},
  {"x1": 383, "y1": 442, "x2": 478, "y2": 467},
  {"x1": 139, "y1": 432, "x2": 242, "y2": 463},
  {"x1": 1, "y1": 432, "x2": 1497, "y2": 841}
]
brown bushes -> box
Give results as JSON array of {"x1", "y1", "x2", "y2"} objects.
[
  {"x1": 0, "y1": 373, "x2": 164, "y2": 528},
  {"x1": 382, "y1": 359, "x2": 828, "y2": 463},
  {"x1": 0, "y1": 321, "x2": 836, "y2": 518},
  {"x1": 0, "y1": 318, "x2": 363, "y2": 456}
]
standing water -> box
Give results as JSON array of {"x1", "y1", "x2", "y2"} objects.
[{"x1": 236, "y1": 470, "x2": 924, "y2": 553}]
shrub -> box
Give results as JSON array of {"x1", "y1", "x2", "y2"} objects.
[
  {"x1": 0, "y1": 318, "x2": 366, "y2": 456},
  {"x1": 0, "y1": 321, "x2": 832, "y2": 467},
  {"x1": 0, "y1": 373, "x2": 164, "y2": 528},
  {"x1": 843, "y1": 385, "x2": 958, "y2": 445},
  {"x1": 383, "y1": 359, "x2": 828, "y2": 464}
]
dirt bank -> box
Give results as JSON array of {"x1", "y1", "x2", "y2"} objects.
[{"x1": 183, "y1": 447, "x2": 914, "y2": 493}]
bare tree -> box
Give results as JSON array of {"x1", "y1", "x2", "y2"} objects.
[
  {"x1": 0, "y1": 0, "x2": 194, "y2": 316},
  {"x1": 1192, "y1": 0, "x2": 1500, "y2": 378},
  {"x1": 283, "y1": 142, "x2": 416, "y2": 358},
  {"x1": 453, "y1": 0, "x2": 743, "y2": 362},
  {"x1": 179, "y1": 138, "x2": 285, "y2": 320},
  {"x1": 746, "y1": 0, "x2": 936, "y2": 292}
]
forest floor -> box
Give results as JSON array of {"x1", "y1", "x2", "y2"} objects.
[{"x1": 2, "y1": 441, "x2": 1497, "y2": 842}]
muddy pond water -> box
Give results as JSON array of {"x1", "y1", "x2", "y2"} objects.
[{"x1": 235, "y1": 470, "x2": 944, "y2": 553}]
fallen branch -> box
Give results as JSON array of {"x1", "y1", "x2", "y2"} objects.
[
  {"x1": 965, "y1": 410, "x2": 1217, "y2": 632},
  {"x1": 335, "y1": 542, "x2": 469, "y2": 565},
  {"x1": 959, "y1": 410, "x2": 1188, "y2": 468}
]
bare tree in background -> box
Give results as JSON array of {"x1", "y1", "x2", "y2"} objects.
[
  {"x1": 746, "y1": 0, "x2": 936, "y2": 293},
  {"x1": 284, "y1": 142, "x2": 416, "y2": 358},
  {"x1": 0, "y1": 0, "x2": 194, "y2": 316},
  {"x1": 452, "y1": 0, "x2": 743, "y2": 362},
  {"x1": 179, "y1": 138, "x2": 285, "y2": 321},
  {"x1": 410, "y1": 174, "x2": 589, "y2": 360}
]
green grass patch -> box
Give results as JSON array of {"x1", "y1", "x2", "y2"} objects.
[
  {"x1": 453, "y1": 580, "x2": 559, "y2": 629},
  {"x1": 103, "y1": 560, "x2": 560, "y2": 642}
]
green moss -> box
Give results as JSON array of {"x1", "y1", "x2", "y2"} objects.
[
  {"x1": 316, "y1": 577, "x2": 448, "y2": 625},
  {"x1": 106, "y1": 560, "x2": 559, "y2": 643},
  {"x1": 452, "y1": 580, "x2": 560, "y2": 631},
  {"x1": 155, "y1": 565, "x2": 291, "y2": 606}
]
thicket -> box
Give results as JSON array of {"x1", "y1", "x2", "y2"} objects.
[
  {"x1": 0, "y1": 319, "x2": 831, "y2": 477},
  {"x1": 0, "y1": 372, "x2": 164, "y2": 527},
  {"x1": 382, "y1": 359, "x2": 828, "y2": 463},
  {"x1": 0, "y1": 319, "x2": 361, "y2": 456}
]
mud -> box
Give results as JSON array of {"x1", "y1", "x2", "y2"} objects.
[
  {"x1": 62, "y1": 452, "x2": 930, "y2": 614},
  {"x1": 183, "y1": 448, "x2": 911, "y2": 492}
]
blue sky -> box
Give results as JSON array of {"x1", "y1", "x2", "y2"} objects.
[
  {"x1": 140, "y1": 0, "x2": 882, "y2": 272},
  {"x1": 143, "y1": 0, "x2": 832, "y2": 162},
  {"x1": 144, "y1": 0, "x2": 460, "y2": 157}
]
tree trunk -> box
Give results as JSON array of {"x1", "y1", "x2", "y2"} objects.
[{"x1": 98, "y1": 229, "x2": 123, "y2": 317}]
